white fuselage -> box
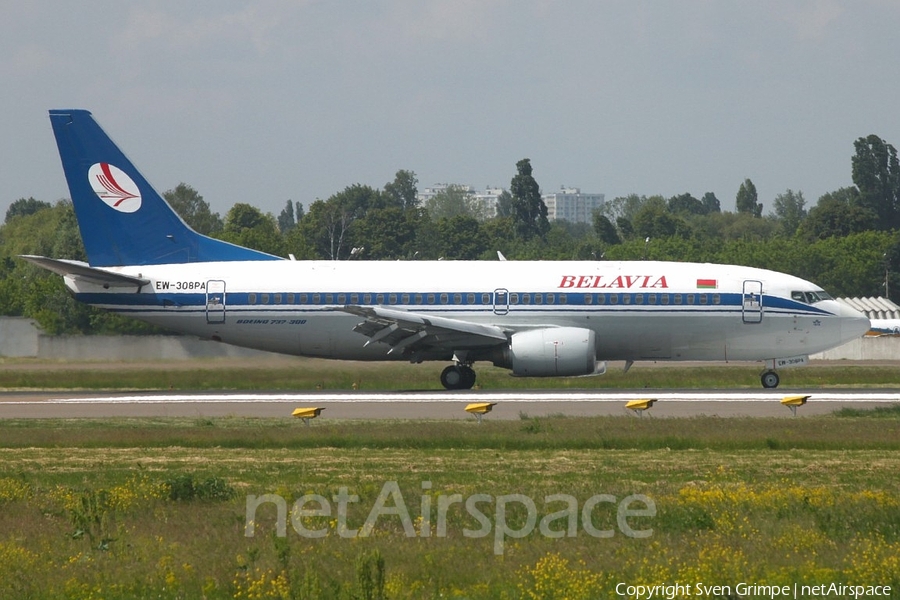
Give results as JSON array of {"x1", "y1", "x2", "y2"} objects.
[{"x1": 65, "y1": 259, "x2": 869, "y2": 365}]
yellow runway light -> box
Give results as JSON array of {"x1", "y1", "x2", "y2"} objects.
[
  {"x1": 626, "y1": 398, "x2": 656, "y2": 416},
  {"x1": 781, "y1": 395, "x2": 810, "y2": 417},
  {"x1": 292, "y1": 406, "x2": 325, "y2": 426},
  {"x1": 465, "y1": 402, "x2": 496, "y2": 423}
]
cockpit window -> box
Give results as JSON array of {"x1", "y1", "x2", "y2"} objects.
[{"x1": 791, "y1": 290, "x2": 833, "y2": 304}]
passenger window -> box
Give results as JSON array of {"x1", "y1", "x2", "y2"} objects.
[
  {"x1": 635, "y1": 294, "x2": 644, "y2": 305},
  {"x1": 325, "y1": 294, "x2": 333, "y2": 304},
  {"x1": 427, "y1": 294, "x2": 435, "y2": 304},
  {"x1": 482, "y1": 293, "x2": 491, "y2": 304},
  {"x1": 674, "y1": 294, "x2": 682, "y2": 305},
  {"x1": 415, "y1": 294, "x2": 422, "y2": 305},
  {"x1": 648, "y1": 294, "x2": 657, "y2": 305},
  {"x1": 609, "y1": 294, "x2": 618, "y2": 305},
  {"x1": 559, "y1": 294, "x2": 567, "y2": 305},
  {"x1": 363, "y1": 294, "x2": 372, "y2": 304},
  {"x1": 597, "y1": 294, "x2": 605, "y2": 305},
  {"x1": 454, "y1": 293, "x2": 462, "y2": 304},
  {"x1": 299, "y1": 294, "x2": 307, "y2": 304},
  {"x1": 661, "y1": 294, "x2": 669, "y2": 305},
  {"x1": 623, "y1": 294, "x2": 631, "y2": 305},
  {"x1": 535, "y1": 294, "x2": 543, "y2": 305},
  {"x1": 510, "y1": 293, "x2": 519, "y2": 304},
  {"x1": 402, "y1": 294, "x2": 410, "y2": 304},
  {"x1": 522, "y1": 293, "x2": 531, "y2": 305},
  {"x1": 686, "y1": 294, "x2": 695, "y2": 305},
  {"x1": 547, "y1": 294, "x2": 555, "y2": 305},
  {"x1": 337, "y1": 294, "x2": 346, "y2": 304},
  {"x1": 313, "y1": 293, "x2": 321, "y2": 304},
  {"x1": 248, "y1": 293, "x2": 257, "y2": 305},
  {"x1": 389, "y1": 294, "x2": 398, "y2": 304},
  {"x1": 376, "y1": 294, "x2": 384, "y2": 304},
  {"x1": 467, "y1": 293, "x2": 475, "y2": 304},
  {"x1": 440, "y1": 293, "x2": 449, "y2": 304},
  {"x1": 261, "y1": 294, "x2": 270, "y2": 305},
  {"x1": 713, "y1": 294, "x2": 720, "y2": 305},
  {"x1": 584, "y1": 294, "x2": 592, "y2": 305},
  {"x1": 700, "y1": 294, "x2": 708, "y2": 305}
]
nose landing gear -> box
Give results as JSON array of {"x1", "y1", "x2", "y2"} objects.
[{"x1": 440, "y1": 364, "x2": 477, "y2": 390}]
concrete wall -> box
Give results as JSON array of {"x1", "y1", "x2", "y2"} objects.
[
  {"x1": 0, "y1": 317, "x2": 40, "y2": 357},
  {"x1": 0, "y1": 316, "x2": 897, "y2": 362},
  {"x1": 811, "y1": 335, "x2": 900, "y2": 361},
  {"x1": 0, "y1": 317, "x2": 279, "y2": 360}
]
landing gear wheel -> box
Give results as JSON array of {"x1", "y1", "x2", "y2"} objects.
[
  {"x1": 440, "y1": 365, "x2": 476, "y2": 390},
  {"x1": 761, "y1": 370, "x2": 780, "y2": 389}
]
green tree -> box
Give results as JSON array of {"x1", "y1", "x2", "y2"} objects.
[
  {"x1": 424, "y1": 185, "x2": 487, "y2": 221},
  {"x1": 220, "y1": 203, "x2": 284, "y2": 256},
  {"x1": 383, "y1": 170, "x2": 419, "y2": 210},
  {"x1": 433, "y1": 216, "x2": 486, "y2": 260},
  {"x1": 495, "y1": 190, "x2": 514, "y2": 218},
  {"x1": 736, "y1": 179, "x2": 762, "y2": 217},
  {"x1": 700, "y1": 192, "x2": 721, "y2": 214},
  {"x1": 852, "y1": 134, "x2": 900, "y2": 230},
  {"x1": 797, "y1": 188, "x2": 875, "y2": 241},
  {"x1": 277, "y1": 199, "x2": 296, "y2": 234},
  {"x1": 163, "y1": 183, "x2": 222, "y2": 235},
  {"x1": 297, "y1": 185, "x2": 382, "y2": 260},
  {"x1": 592, "y1": 213, "x2": 620, "y2": 246},
  {"x1": 770, "y1": 189, "x2": 807, "y2": 236},
  {"x1": 5, "y1": 197, "x2": 52, "y2": 223},
  {"x1": 632, "y1": 197, "x2": 689, "y2": 240},
  {"x1": 667, "y1": 193, "x2": 705, "y2": 216},
  {"x1": 509, "y1": 158, "x2": 549, "y2": 240}
]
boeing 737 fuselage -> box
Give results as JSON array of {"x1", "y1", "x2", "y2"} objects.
[{"x1": 24, "y1": 110, "x2": 870, "y2": 389}]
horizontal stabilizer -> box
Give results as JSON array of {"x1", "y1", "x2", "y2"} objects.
[{"x1": 20, "y1": 255, "x2": 149, "y2": 290}]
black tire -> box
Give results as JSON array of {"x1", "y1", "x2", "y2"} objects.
[
  {"x1": 761, "y1": 370, "x2": 780, "y2": 389},
  {"x1": 441, "y1": 365, "x2": 477, "y2": 390},
  {"x1": 440, "y1": 365, "x2": 463, "y2": 389},
  {"x1": 459, "y1": 366, "x2": 476, "y2": 389}
]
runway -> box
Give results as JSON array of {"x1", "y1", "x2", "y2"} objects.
[{"x1": 0, "y1": 389, "x2": 897, "y2": 419}]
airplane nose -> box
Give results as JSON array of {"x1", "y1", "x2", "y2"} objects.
[{"x1": 839, "y1": 303, "x2": 871, "y2": 343}]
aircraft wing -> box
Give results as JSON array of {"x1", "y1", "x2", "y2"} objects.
[
  {"x1": 339, "y1": 305, "x2": 508, "y2": 355},
  {"x1": 20, "y1": 255, "x2": 150, "y2": 290}
]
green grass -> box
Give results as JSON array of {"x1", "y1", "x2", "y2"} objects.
[
  {"x1": 2, "y1": 413, "x2": 900, "y2": 451},
  {"x1": 1, "y1": 361, "x2": 900, "y2": 597},
  {"x1": 0, "y1": 357, "x2": 898, "y2": 390}
]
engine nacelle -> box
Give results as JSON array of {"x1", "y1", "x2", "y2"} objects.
[{"x1": 505, "y1": 327, "x2": 601, "y2": 377}]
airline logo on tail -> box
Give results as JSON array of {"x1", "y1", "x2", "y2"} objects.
[{"x1": 87, "y1": 163, "x2": 142, "y2": 213}]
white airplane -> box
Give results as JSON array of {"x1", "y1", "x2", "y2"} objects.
[
  {"x1": 23, "y1": 109, "x2": 870, "y2": 390},
  {"x1": 868, "y1": 319, "x2": 900, "y2": 336}
]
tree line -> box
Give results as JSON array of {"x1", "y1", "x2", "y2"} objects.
[{"x1": 2, "y1": 138, "x2": 899, "y2": 335}]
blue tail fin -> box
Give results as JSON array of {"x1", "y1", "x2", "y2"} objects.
[{"x1": 49, "y1": 109, "x2": 281, "y2": 267}]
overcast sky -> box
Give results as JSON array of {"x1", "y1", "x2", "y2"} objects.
[{"x1": 3, "y1": 1, "x2": 899, "y2": 221}]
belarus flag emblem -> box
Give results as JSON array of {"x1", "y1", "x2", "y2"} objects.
[{"x1": 696, "y1": 278, "x2": 717, "y2": 289}]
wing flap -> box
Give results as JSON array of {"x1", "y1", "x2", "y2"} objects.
[
  {"x1": 339, "y1": 305, "x2": 508, "y2": 355},
  {"x1": 20, "y1": 255, "x2": 150, "y2": 290}
]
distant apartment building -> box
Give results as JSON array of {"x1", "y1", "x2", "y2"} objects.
[
  {"x1": 418, "y1": 184, "x2": 604, "y2": 224},
  {"x1": 542, "y1": 187, "x2": 605, "y2": 224},
  {"x1": 471, "y1": 186, "x2": 505, "y2": 218}
]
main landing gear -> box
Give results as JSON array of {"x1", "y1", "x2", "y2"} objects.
[
  {"x1": 440, "y1": 364, "x2": 477, "y2": 390},
  {"x1": 761, "y1": 370, "x2": 780, "y2": 389}
]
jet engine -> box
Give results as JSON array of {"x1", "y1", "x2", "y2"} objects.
[{"x1": 504, "y1": 327, "x2": 601, "y2": 377}]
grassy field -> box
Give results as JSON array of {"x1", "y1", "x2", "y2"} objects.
[
  {"x1": 1, "y1": 359, "x2": 898, "y2": 598},
  {"x1": 1, "y1": 410, "x2": 900, "y2": 598},
  {"x1": 0, "y1": 356, "x2": 898, "y2": 390}
]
